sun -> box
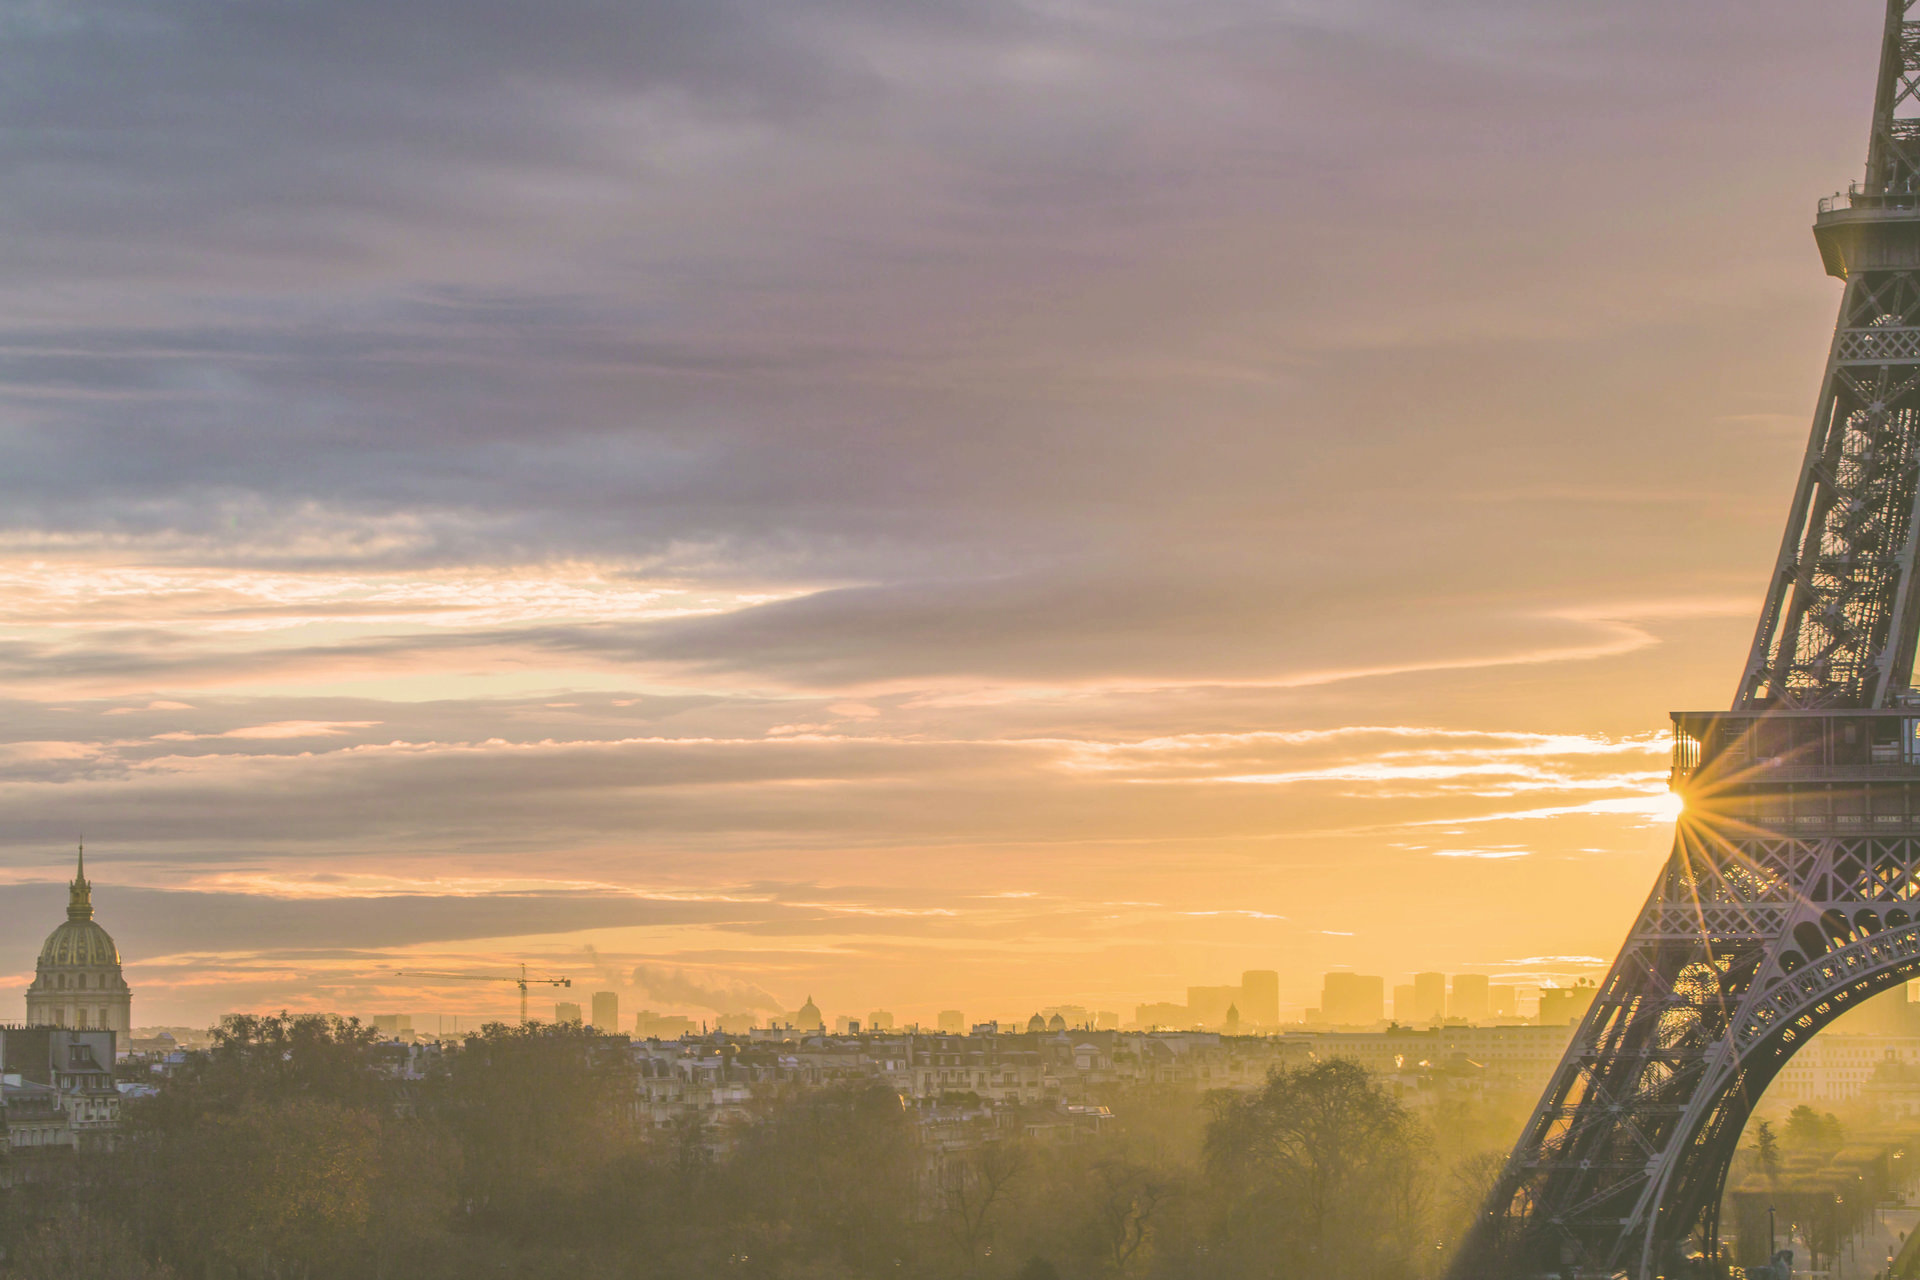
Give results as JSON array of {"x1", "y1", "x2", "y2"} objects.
[{"x1": 1646, "y1": 790, "x2": 1687, "y2": 824}]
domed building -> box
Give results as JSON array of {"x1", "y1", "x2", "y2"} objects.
[{"x1": 25, "y1": 849, "x2": 132, "y2": 1034}]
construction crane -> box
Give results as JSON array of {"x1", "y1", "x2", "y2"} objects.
[{"x1": 383, "y1": 962, "x2": 571, "y2": 1026}]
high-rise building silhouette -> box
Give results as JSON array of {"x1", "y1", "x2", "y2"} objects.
[
  {"x1": 1450, "y1": 973, "x2": 1490, "y2": 1022},
  {"x1": 554, "y1": 1002, "x2": 582, "y2": 1024},
  {"x1": 1239, "y1": 970, "x2": 1280, "y2": 1026},
  {"x1": 590, "y1": 991, "x2": 618, "y2": 1030},
  {"x1": 1319, "y1": 972, "x2": 1383, "y2": 1026},
  {"x1": 1411, "y1": 972, "x2": 1446, "y2": 1023}
]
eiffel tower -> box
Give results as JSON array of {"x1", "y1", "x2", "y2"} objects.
[{"x1": 1451, "y1": 3, "x2": 1920, "y2": 1277}]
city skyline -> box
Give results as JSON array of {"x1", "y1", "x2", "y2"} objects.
[
  {"x1": 0, "y1": 0, "x2": 1886, "y2": 1026},
  {"x1": 1, "y1": 846, "x2": 1640, "y2": 1029},
  {"x1": 133, "y1": 953, "x2": 1613, "y2": 1038}
]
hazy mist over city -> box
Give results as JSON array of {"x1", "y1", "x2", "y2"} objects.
[{"x1": 15, "y1": 2, "x2": 1920, "y2": 1279}]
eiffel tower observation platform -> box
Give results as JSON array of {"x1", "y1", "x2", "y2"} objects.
[
  {"x1": 1667, "y1": 706, "x2": 1920, "y2": 969},
  {"x1": 1671, "y1": 707, "x2": 1920, "y2": 788},
  {"x1": 1815, "y1": 184, "x2": 1920, "y2": 282}
]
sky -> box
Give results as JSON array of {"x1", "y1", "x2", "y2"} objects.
[{"x1": 0, "y1": 0, "x2": 1891, "y2": 1029}]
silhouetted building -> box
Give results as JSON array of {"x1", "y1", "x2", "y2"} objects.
[
  {"x1": 555, "y1": 1001, "x2": 583, "y2": 1024},
  {"x1": 1538, "y1": 981, "x2": 1597, "y2": 1026},
  {"x1": 937, "y1": 1009, "x2": 965, "y2": 1033},
  {"x1": 634, "y1": 1010, "x2": 697, "y2": 1038},
  {"x1": 1187, "y1": 985, "x2": 1239, "y2": 1027},
  {"x1": 26, "y1": 848, "x2": 133, "y2": 1036},
  {"x1": 1240, "y1": 971, "x2": 1280, "y2": 1027},
  {"x1": 1411, "y1": 972, "x2": 1446, "y2": 1023},
  {"x1": 867, "y1": 1010, "x2": 895, "y2": 1031},
  {"x1": 591, "y1": 991, "x2": 618, "y2": 1030},
  {"x1": 793, "y1": 995, "x2": 823, "y2": 1032},
  {"x1": 373, "y1": 1014, "x2": 412, "y2": 1036},
  {"x1": 1450, "y1": 974, "x2": 1490, "y2": 1022},
  {"x1": 1042, "y1": 1004, "x2": 1090, "y2": 1028},
  {"x1": 1302, "y1": 1023, "x2": 1575, "y2": 1091},
  {"x1": 1133, "y1": 1001, "x2": 1190, "y2": 1028},
  {"x1": 1320, "y1": 973, "x2": 1384, "y2": 1026},
  {"x1": 0, "y1": 1027, "x2": 120, "y2": 1151}
]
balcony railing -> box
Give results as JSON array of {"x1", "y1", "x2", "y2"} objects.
[{"x1": 1818, "y1": 181, "x2": 1920, "y2": 216}]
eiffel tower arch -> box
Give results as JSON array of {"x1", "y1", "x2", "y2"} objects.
[{"x1": 1451, "y1": 3, "x2": 1920, "y2": 1277}]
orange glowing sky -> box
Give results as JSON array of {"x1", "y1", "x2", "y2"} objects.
[{"x1": 0, "y1": 0, "x2": 1890, "y2": 1028}]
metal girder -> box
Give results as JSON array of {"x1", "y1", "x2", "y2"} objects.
[
  {"x1": 1449, "y1": 736, "x2": 1920, "y2": 1278},
  {"x1": 1449, "y1": 12, "x2": 1920, "y2": 1270},
  {"x1": 1738, "y1": 0, "x2": 1920, "y2": 711},
  {"x1": 1869, "y1": 3, "x2": 1920, "y2": 195},
  {"x1": 1735, "y1": 353, "x2": 1920, "y2": 709}
]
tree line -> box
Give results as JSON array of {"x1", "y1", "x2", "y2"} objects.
[{"x1": 0, "y1": 1014, "x2": 1531, "y2": 1280}]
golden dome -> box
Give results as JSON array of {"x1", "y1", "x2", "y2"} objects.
[
  {"x1": 40, "y1": 918, "x2": 120, "y2": 967},
  {"x1": 39, "y1": 847, "x2": 120, "y2": 968}
]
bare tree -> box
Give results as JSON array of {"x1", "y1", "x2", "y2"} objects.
[
  {"x1": 1089, "y1": 1158, "x2": 1172, "y2": 1275},
  {"x1": 944, "y1": 1140, "x2": 1031, "y2": 1276}
]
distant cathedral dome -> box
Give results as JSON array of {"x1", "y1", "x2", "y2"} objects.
[
  {"x1": 1047, "y1": 1013, "x2": 1067, "y2": 1033},
  {"x1": 1026, "y1": 1012, "x2": 1046, "y2": 1033},
  {"x1": 795, "y1": 994, "x2": 823, "y2": 1031},
  {"x1": 26, "y1": 848, "x2": 133, "y2": 1035}
]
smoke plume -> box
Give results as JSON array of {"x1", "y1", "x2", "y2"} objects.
[{"x1": 628, "y1": 963, "x2": 784, "y2": 1013}]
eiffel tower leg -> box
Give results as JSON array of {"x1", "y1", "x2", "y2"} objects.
[{"x1": 1451, "y1": 713, "x2": 1920, "y2": 1278}]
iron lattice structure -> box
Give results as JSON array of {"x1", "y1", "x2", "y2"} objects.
[{"x1": 1451, "y1": 3, "x2": 1920, "y2": 1277}]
